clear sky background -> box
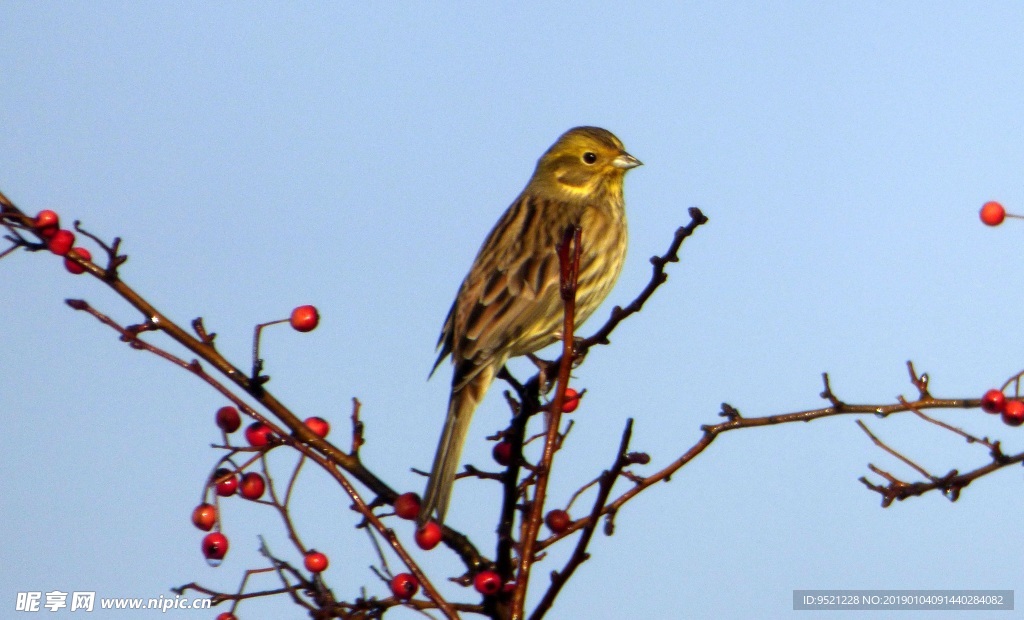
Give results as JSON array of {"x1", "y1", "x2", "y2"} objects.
[{"x1": 3, "y1": 3, "x2": 1024, "y2": 619}]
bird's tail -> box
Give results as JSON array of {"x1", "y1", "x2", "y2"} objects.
[{"x1": 420, "y1": 364, "x2": 495, "y2": 527}]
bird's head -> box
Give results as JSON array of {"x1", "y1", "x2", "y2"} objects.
[{"x1": 530, "y1": 126, "x2": 641, "y2": 200}]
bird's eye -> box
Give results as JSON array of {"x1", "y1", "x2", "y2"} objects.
[{"x1": 582, "y1": 152, "x2": 597, "y2": 164}]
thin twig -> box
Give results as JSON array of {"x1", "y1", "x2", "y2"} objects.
[
  {"x1": 351, "y1": 397, "x2": 365, "y2": 455},
  {"x1": 900, "y1": 396, "x2": 1003, "y2": 456},
  {"x1": 856, "y1": 420, "x2": 933, "y2": 479},
  {"x1": 530, "y1": 419, "x2": 633, "y2": 620},
  {"x1": 578, "y1": 207, "x2": 707, "y2": 353},
  {"x1": 564, "y1": 475, "x2": 602, "y2": 513}
]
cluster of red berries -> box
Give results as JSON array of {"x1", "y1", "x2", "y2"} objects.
[
  {"x1": 388, "y1": 493, "x2": 440, "y2": 550},
  {"x1": 374, "y1": 493, "x2": 429, "y2": 600},
  {"x1": 195, "y1": 510, "x2": 331, "y2": 575},
  {"x1": 395, "y1": 388, "x2": 578, "y2": 596},
  {"x1": 32, "y1": 210, "x2": 93, "y2": 274},
  {"x1": 216, "y1": 406, "x2": 330, "y2": 447},
  {"x1": 389, "y1": 492, "x2": 558, "y2": 598},
  {"x1": 981, "y1": 389, "x2": 1024, "y2": 426},
  {"x1": 192, "y1": 405, "x2": 333, "y2": 568},
  {"x1": 197, "y1": 347, "x2": 563, "y2": 605},
  {"x1": 387, "y1": 492, "x2": 443, "y2": 551}
]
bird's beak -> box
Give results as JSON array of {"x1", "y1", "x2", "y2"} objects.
[{"x1": 612, "y1": 152, "x2": 643, "y2": 170}]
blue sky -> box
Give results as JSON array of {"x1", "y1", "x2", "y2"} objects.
[{"x1": 3, "y1": 3, "x2": 1024, "y2": 619}]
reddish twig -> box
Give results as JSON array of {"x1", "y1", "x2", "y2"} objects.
[{"x1": 510, "y1": 225, "x2": 581, "y2": 620}]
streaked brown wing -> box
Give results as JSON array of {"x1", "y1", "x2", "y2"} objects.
[{"x1": 438, "y1": 193, "x2": 571, "y2": 390}]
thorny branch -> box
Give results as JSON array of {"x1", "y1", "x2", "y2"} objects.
[
  {"x1": 8, "y1": 187, "x2": 1023, "y2": 620},
  {"x1": 64, "y1": 297, "x2": 458, "y2": 616},
  {"x1": 537, "y1": 367, "x2": 989, "y2": 550},
  {"x1": 1, "y1": 193, "x2": 403, "y2": 508},
  {"x1": 1, "y1": 190, "x2": 479, "y2": 616},
  {"x1": 854, "y1": 395, "x2": 1024, "y2": 507}
]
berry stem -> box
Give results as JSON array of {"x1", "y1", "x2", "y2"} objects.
[{"x1": 250, "y1": 319, "x2": 289, "y2": 387}]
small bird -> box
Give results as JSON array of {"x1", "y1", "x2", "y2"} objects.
[{"x1": 421, "y1": 126, "x2": 641, "y2": 526}]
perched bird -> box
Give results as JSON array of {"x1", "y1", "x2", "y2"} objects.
[{"x1": 421, "y1": 126, "x2": 641, "y2": 526}]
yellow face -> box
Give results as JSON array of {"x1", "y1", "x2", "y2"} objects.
[{"x1": 531, "y1": 127, "x2": 642, "y2": 200}]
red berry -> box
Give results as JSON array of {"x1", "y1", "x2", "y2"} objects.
[
  {"x1": 981, "y1": 389, "x2": 1006, "y2": 414},
  {"x1": 980, "y1": 201, "x2": 1006, "y2": 226},
  {"x1": 390, "y1": 572, "x2": 419, "y2": 600},
  {"x1": 239, "y1": 472, "x2": 266, "y2": 500},
  {"x1": 304, "y1": 416, "x2": 330, "y2": 438},
  {"x1": 202, "y1": 532, "x2": 229, "y2": 561},
  {"x1": 47, "y1": 229, "x2": 75, "y2": 255},
  {"x1": 492, "y1": 440, "x2": 513, "y2": 466},
  {"x1": 473, "y1": 570, "x2": 502, "y2": 596},
  {"x1": 304, "y1": 550, "x2": 329, "y2": 573},
  {"x1": 213, "y1": 468, "x2": 238, "y2": 497},
  {"x1": 215, "y1": 613, "x2": 237, "y2": 620},
  {"x1": 544, "y1": 509, "x2": 571, "y2": 534},
  {"x1": 1002, "y1": 400, "x2": 1024, "y2": 426},
  {"x1": 415, "y1": 521, "x2": 442, "y2": 550},
  {"x1": 561, "y1": 387, "x2": 580, "y2": 413},
  {"x1": 245, "y1": 421, "x2": 274, "y2": 447},
  {"x1": 394, "y1": 492, "x2": 421, "y2": 520},
  {"x1": 63, "y1": 247, "x2": 92, "y2": 274},
  {"x1": 191, "y1": 503, "x2": 218, "y2": 531},
  {"x1": 216, "y1": 406, "x2": 242, "y2": 433},
  {"x1": 290, "y1": 305, "x2": 320, "y2": 332},
  {"x1": 33, "y1": 209, "x2": 59, "y2": 236}
]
